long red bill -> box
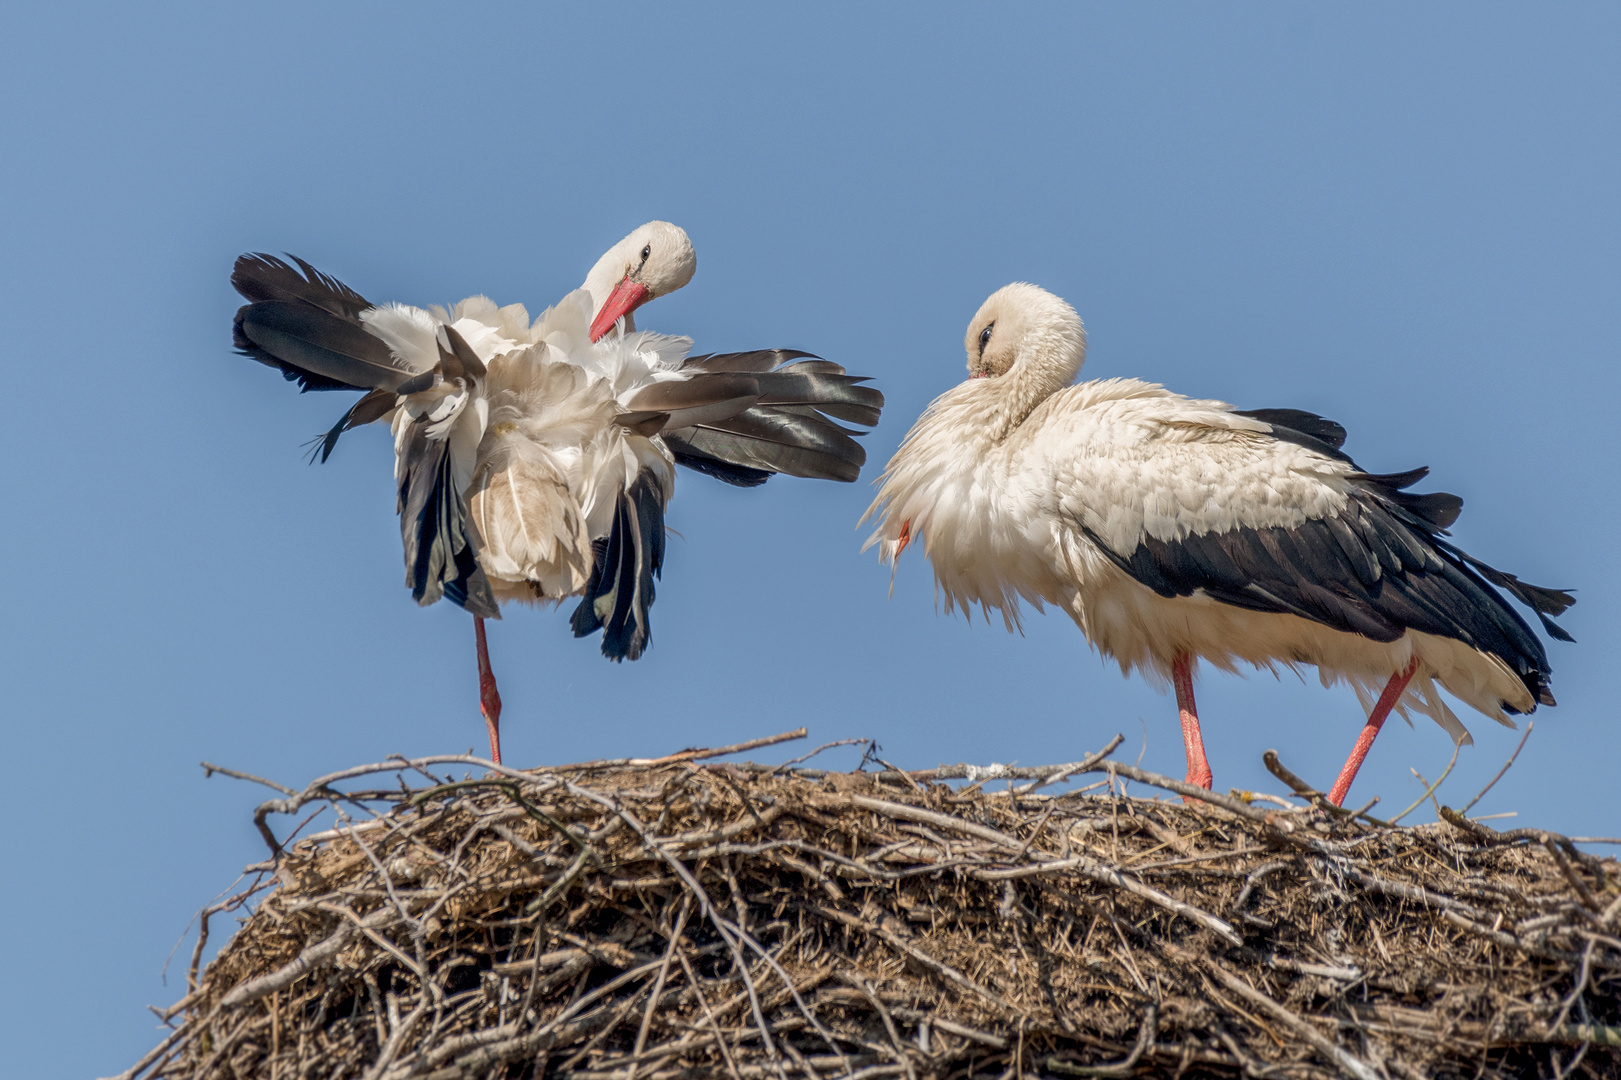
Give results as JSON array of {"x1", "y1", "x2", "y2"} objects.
[{"x1": 589, "y1": 277, "x2": 653, "y2": 342}]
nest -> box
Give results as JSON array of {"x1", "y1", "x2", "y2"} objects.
[{"x1": 120, "y1": 731, "x2": 1621, "y2": 1080}]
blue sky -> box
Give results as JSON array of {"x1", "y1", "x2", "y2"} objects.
[{"x1": 2, "y1": 4, "x2": 1617, "y2": 1075}]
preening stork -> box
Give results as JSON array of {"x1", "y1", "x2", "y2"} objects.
[
  {"x1": 230, "y1": 222, "x2": 884, "y2": 762},
  {"x1": 865, "y1": 283, "x2": 1573, "y2": 804}
]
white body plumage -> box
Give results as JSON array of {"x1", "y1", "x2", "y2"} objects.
[{"x1": 361, "y1": 290, "x2": 685, "y2": 608}]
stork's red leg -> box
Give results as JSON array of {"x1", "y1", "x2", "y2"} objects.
[
  {"x1": 474, "y1": 616, "x2": 503, "y2": 765},
  {"x1": 1172, "y1": 654, "x2": 1213, "y2": 791},
  {"x1": 1327, "y1": 658, "x2": 1420, "y2": 807}
]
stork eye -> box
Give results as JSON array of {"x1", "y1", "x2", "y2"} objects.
[
  {"x1": 978, "y1": 324, "x2": 994, "y2": 353},
  {"x1": 640, "y1": 244, "x2": 651, "y2": 262}
]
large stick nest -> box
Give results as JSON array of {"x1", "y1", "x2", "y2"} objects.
[{"x1": 122, "y1": 733, "x2": 1620, "y2": 1080}]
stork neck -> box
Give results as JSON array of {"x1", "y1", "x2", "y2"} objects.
[
  {"x1": 990, "y1": 369, "x2": 1056, "y2": 439},
  {"x1": 984, "y1": 331, "x2": 1086, "y2": 440},
  {"x1": 582, "y1": 241, "x2": 635, "y2": 321}
]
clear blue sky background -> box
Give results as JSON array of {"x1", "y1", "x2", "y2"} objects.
[{"x1": 1, "y1": 4, "x2": 1616, "y2": 1075}]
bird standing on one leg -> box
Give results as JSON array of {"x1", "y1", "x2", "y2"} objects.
[
  {"x1": 229, "y1": 224, "x2": 884, "y2": 762},
  {"x1": 865, "y1": 282, "x2": 1573, "y2": 803}
]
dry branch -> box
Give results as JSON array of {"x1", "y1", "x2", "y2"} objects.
[{"x1": 120, "y1": 735, "x2": 1620, "y2": 1080}]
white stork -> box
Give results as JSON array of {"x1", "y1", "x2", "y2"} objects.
[
  {"x1": 864, "y1": 283, "x2": 1573, "y2": 804},
  {"x1": 230, "y1": 223, "x2": 883, "y2": 762}
]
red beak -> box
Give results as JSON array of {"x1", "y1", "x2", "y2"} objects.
[{"x1": 589, "y1": 277, "x2": 653, "y2": 342}]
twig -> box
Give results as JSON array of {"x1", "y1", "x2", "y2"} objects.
[
  {"x1": 563, "y1": 782, "x2": 787, "y2": 1068},
  {"x1": 834, "y1": 792, "x2": 1241, "y2": 944},
  {"x1": 616, "y1": 728, "x2": 808, "y2": 768},
  {"x1": 1013, "y1": 735, "x2": 1126, "y2": 795},
  {"x1": 1544, "y1": 837, "x2": 1602, "y2": 912},
  {"x1": 1391, "y1": 741, "x2": 1461, "y2": 825},
  {"x1": 1200, "y1": 957, "x2": 1380, "y2": 1080},
  {"x1": 1440, "y1": 910, "x2": 1621, "y2": 971},
  {"x1": 216, "y1": 911, "x2": 376, "y2": 1008},
  {"x1": 771, "y1": 738, "x2": 872, "y2": 774},
  {"x1": 677, "y1": 949, "x2": 746, "y2": 1080},
  {"x1": 634, "y1": 896, "x2": 693, "y2": 1058},
  {"x1": 839, "y1": 974, "x2": 917, "y2": 1080},
  {"x1": 974, "y1": 857, "x2": 1242, "y2": 946},
  {"x1": 1553, "y1": 939, "x2": 1598, "y2": 1031},
  {"x1": 1461, "y1": 721, "x2": 1533, "y2": 814},
  {"x1": 1044, "y1": 1003, "x2": 1156, "y2": 1076},
  {"x1": 1262, "y1": 750, "x2": 1388, "y2": 825},
  {"x1": 814, "y1": 903, "x2": 1015, "y2": 1014},
  {"x1": 98, "y1": 1024, "x2": 193, "y2": 1080},
  {"x1": 200, "y1": 762, "x2": 297, "y2": 796},
  {"x1": 1233, "y1": 861, "x2": 1290, "y2": 914}
]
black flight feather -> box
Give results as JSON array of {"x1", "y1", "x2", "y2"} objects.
[
  {"x1": 397, "y1": 421, "x2": 496, "y2": 619},
  {"x1": 1232, "y1": 408, "x2": 1348, "y2": 450},
  {"x1": 231, "y1": 253, "x2": 372, "y2": 319},
  {"x1": 436, "y1": 323, "x2": 487, "y2": 382},
  {"x1": 670, "y1": 406, "x2": 868, "y2": 482},
  {"x1": 751, "y1": 370, "x2": 884, "y2": 428},
  {"x1": 619, "y1": 373, "x2": 761, "y2": 432},
  {"x1": 570, "y1": 472, "x2": 666, "y2": 660},
  {"x1": 231, "y1": 253, "x2": 408, "y2": 394},
  {"x1": 313, "y1": 388, "x2": 395, "y2": 463},
  {"x1": 570, "y1": 538, "x2": 611, "y2": 638},
  {"x1": 663, "y1": 351, "x2": 884, "y2": 484},
  {"x1": 680, "y1": 349, "x2": 818, "y2": 373},
  {"x1": 661, "y1": 434, "x2": 774, "y2": 487}
]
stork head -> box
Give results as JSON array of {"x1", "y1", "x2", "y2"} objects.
[
  {"x1": 964, "y1": 282, "x2": 1087, "y2": 389},
  {"x1": 585, "y1": 221, "x2": 697, "y2": 341}
]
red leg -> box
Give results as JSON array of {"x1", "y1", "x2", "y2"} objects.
[
  {"x1": 1327, "y1": 658, "x2": 1420, "y2": 807},
  {"x1": 474, "y1": 616, "x2": 503, "y2": 765},
  {"x1": 1173, "y1": 654, "x2": 1213, "y2": 791}
]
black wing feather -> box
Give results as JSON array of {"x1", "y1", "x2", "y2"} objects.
[
  {"x1": 312, "y1": 388, "x2": 396, "y2": 463},
  {"x1": 1234, "y1": 408, "x2": 1350, "y2": 460},
  {"x1": 1087, "y1": 418, "x2": 1573, "y2": 711},
  {"x1": 231, "y1": 253, "x2": 373, "y2": 318},
  {"x1": 570, "y1": 472, "x2": 666, "y2": 661},
  {"x1": 749, "y1": 368, "x2": 885, "y2": 428},
  {"x1": 231, "y1": 253, "x2": 408, "y2": 393},
  {"x1": 680, "y1": 349, "x2": 817, "y2": 373},
  {"x1": 397, "y1": 422, "x2": 496, "y2": 619},
  {"x1": 661, "y1": 434, "x2": 774, "y2": 487},
  {"x1": 664, "y1": 351, "x2": 884, "y2": 485}
]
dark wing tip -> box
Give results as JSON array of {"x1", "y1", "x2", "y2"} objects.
[
  {"x1": 1235, "y1": 408, "x2": 1348, "y2": 452},
  {"x1": 572, "y1": 477, "x2": 664, "y2": 661}
]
